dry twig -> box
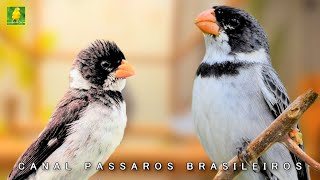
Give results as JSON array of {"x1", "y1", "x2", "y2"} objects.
[{"x1": 213, "y1": 89, "x2": 319, "y2": 180}]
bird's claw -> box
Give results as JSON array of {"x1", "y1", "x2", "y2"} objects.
[
  {"x1": 236, "y1": 147, "x2": 243, "y2": 160},
  {"x1": 236, "y1": 138, "x2": 251, "y2": 166},
  {"x1": 289, "y1": 128, "x2": 303, "y2": 145}
]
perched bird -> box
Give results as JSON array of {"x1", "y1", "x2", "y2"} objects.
[
  {"x1": 8, "y1": 40, "x2": 135, "y2": 180},
  {"x1": 12, "y1": 8, "x2": 21, "y2": 22},
  {"x1": 192, "y1": 6, "x2": 309, "y2": 179}
]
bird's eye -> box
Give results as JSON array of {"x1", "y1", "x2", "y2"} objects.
[
  {"x1": 229, "y1": 18, "x2": 240, "y2": 28},
  {"x1": 101, "y1": 61, "x2": 111, "y2": 70}
]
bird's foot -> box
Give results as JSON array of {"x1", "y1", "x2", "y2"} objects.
[
  {"x1": 289, "y1": 128, "x2": 303, "y2": 145},
  {"x1": 237, "y1": 138, "x2": 251, "y2": 166}
]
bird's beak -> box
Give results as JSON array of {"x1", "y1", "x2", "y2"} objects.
[
  {"x1": 195, "y1": 9, "x2": 220, "y2": 36},
  {"x1": 115, "y1": 60, "x2": 135, "y2": 78}
]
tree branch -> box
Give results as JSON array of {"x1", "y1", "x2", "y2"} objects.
[{"x1": 213, "y1": 89, "x2": 319, "y2": 180}]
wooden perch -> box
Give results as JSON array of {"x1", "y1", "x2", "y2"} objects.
[{"x1": 213, "y1": 89, "x2": 319, "y2": 180}]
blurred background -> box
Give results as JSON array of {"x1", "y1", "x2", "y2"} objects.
[{"x1": 0, "y1": 0, "x2": 319, "y2": 179}]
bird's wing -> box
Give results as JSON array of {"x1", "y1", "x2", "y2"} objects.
[
  {"x1": 8, "y1": 90, "x2": 89, "y2": 180},
  {"x1": 259, "y1": 65, "x2": 310, "y2": 180}
]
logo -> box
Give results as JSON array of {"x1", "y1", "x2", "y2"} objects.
[{"x1": 7, "y1": 7, "x2": 25, "y2": 25}]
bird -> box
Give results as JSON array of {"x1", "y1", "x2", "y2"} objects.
[
  {"x1": 192, "y1": 6, "x2": 309, "y2": 180},
  {"x1": 8, "y1": 40, "x2": 135, "y2": 180},
  {"x1": 12, "y1": 8, "x2": 21, "y2": 22}
]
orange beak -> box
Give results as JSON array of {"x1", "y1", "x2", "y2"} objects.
[
  {"x1": 194, "y1": 9, "x2": 220, "y2": 36},
  {"x1": 115, "y1": 60, "x2": 135, "y2": 78}
]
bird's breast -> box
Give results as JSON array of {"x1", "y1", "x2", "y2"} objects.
[
  {"x1": 65, "y1": 101, "x2": 127, "y2": 162},
  {"x1": 192, "y1": 68, "x2": 272, "y2": 164},
  {"x1": 34, "y1": 101, "x2": 127, "y2": 179}
]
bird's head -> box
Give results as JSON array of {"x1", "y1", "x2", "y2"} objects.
[
  {"x1": 195, "y1": 6, "x2": 270, "y2": 64},
  {"x1": 70, "y1": 40, "x2": 135, "y2": 91},
  {"x1": 15, "y1": 8, "x2": 20, "y2": 12}
]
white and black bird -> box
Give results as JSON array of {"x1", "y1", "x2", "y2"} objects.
[
  {"x1": 192, "y1": 6, "x2": 309, "y2": 179},
  {"x1": 8, "y1": 40, "x2": 135, "y2": 180}
]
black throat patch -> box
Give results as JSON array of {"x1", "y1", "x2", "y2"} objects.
[
  {"x1": 87, "y1": 88, "x2": 123, "y2": 108},
  {"x1": 196, "y1": 61, "x2": 249, "y2": 78}
]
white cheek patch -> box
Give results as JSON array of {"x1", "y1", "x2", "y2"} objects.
[
  {"x1": 69, "y1": 69, "x2": 91, "y2": 90},
  {"x1": 69, "y1": 69, "x2": 126, "y2": 91},
  {"x1": 103, "y1": 72, "x2": 126, "y2": 91},
  {"x1": 203, "y1": 31, "x2": 233, "y2": 64},
  {"x1": 203, "y1": 32, "x2": 270, "y2": 65},
  {"x1": 234, "y1": 48, "x2": 270, "y2": 64}
]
